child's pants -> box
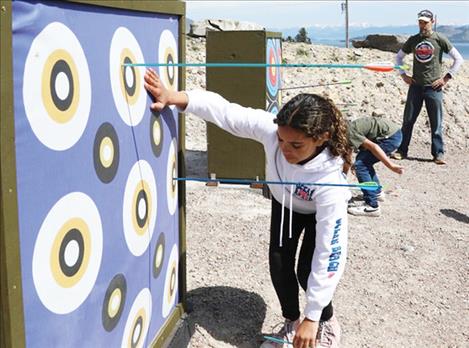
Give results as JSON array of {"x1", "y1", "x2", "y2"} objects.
[
  {"x1": 354, "y1": 130, "x2": 403, "y2": 207},
  {"x1": 269, "y1": 197, "x2": 333, "y2": 322}
]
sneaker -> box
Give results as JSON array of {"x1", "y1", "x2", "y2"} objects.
[
  {"x1": 317, "y1": 315, "x2": 341, "y2": 348},
  {"x1": 348, "y1": 204, "x2": 381, "y2": 217},
  {"x1": 391, "y1": 152, "x2": 405, "y2": 160},
  {"x1": 351, "y1": 191, "x2": 385, "y2": 203},
  {"x1": 433, "y1": 155, "x2": 446, "y2": 165},
  {"x1": 260, "y1": 319, "x2": 299, "y2": 348},
  {"x1": 348, "y1": 199, "x2": 365, "y2": 208}
]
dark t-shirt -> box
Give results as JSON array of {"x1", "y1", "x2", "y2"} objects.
[
  {"x1": 348, "y1": 117, "x2": 400, "y2": 151},
  {"x1": 402, "y1": 32, "x2": 453, "y2": 86}
]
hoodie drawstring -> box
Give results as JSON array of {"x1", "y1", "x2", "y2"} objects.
[
  {"x1": 279, "y1": 169, "x2": 298, "y2": 247},
  {"x1": 289, "y1": 185, "x2": 293, "y2": 239},
  {"x1": 279, "y1": 187, "x2": 286, "y2": 247}
]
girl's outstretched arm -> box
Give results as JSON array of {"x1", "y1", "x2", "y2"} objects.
[{"x1": 144, "y1": 68, "x2": 188, "y2": 111}]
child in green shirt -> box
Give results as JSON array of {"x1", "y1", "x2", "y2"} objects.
[{"x1": 347, "y1": 117, "x2": 403, "y2": 217}]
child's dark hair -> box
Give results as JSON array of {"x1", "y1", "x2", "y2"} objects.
[{"x1": 274, "y1": 93, "x2": 352, "y2": 168}]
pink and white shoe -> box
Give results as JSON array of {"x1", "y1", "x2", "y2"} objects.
[
  {"x1": 260, "y1": 319, "x2": 300, "y2": 348},
  {"x1": 316, "y1": 315, "x2": 341, "y2": 348}
]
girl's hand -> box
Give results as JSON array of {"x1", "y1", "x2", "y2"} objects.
[
  {"x1": 144, "y1": 68, "x2": 170, "y2": 111},
  {"x1": 293, "y1": 318, "x2": 318, "y2": 348}
]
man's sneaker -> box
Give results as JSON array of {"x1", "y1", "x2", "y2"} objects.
[
  {"x1": 317, "y1": 315, "x2": 341, "y2": 348},
  {"x1": 260, "y1": 319, "x2": 299, "y2": 348},
  {"x1": 348, "y1": 204, "x2": 381, "y2": 217},
  {"x1": 391, "y1": 152, "x2": 405, "y2": 160},
  {"x1": 433, "y1": 154, "x2": 446, "y2": 165}
]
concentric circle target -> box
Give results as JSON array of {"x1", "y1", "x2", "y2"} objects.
[
  {"x1": 102, "y1": 274, "x2": 127, "y2": 332},
  {"x1": 121, "y1": 288, "x2": 152, "y2": 348},
  {"x1": 94, "y1": 122, "x2": 120, "y2": 183},
  {"x1": 166, "y1": 138, "x2": 178, "y2": 215},
  {"x1": 158, "y1": 30, "x2": 178, "y2": 92},
  {"x1": 153, "y1": 233, "x2": 165, "y2": 279},
  {"x1": 23, "y1": 22, "x2": 91, "y2": 151},
  {"x1": 266, "y1": 39, "x2": 281, "y2": 98},
  {"x1": 162, "y1": 244, "x2": 178, "y2": 318},
  {"x1": 150, "y1": 111, "x2": 163, "y2": 157},
  {"x1": 32, "y1": 192, "x2": 103, "y2": 314},
  {"x1": 123, "y1": 160, "x2": 157, "y2": 256},
  {"x1": 110, "y1": 27, "x2": 146, "y2": 126}
]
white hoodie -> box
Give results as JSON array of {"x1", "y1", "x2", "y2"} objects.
[{"x1": 183, "y1": 90, "x2": 350, "y2": 321}]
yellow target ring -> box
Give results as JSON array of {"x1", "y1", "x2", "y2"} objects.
[
  {"x1": 32, "y1": 192, "x2": 102, "y2": 314},
  {"x1": 152, "y1": 119, "x2": 161, "y2": 146},
  {"x1": 166, "y1": 139, "x2": 178, "y2": 215},
  {"x1": 41, "y1": 49, "x2": 80, "y2": 124},
  {"x1": 123, "y1": 161, "x2": 157, "y2": 256},
  {"x1": 158, "y1": 30, "x2": 178, "y2": 93},
  {"x1": 122, "y1": 288, "x2": 152, "y2": 348},
  {"x1": 131, "y1": 180, "x2": 152, "y2": 236},
  {"x1": 119, "y1": 48, "x2": 140, "y2": 106},
  {"x1": 162, "y1": 244, "x2": 178, "y2": 318},
  {"x1": 108, "y1": 288, "x2": 122, "y2": 318},
  {"x1": 127, "y1": 308, "x2": 147, "y2": 348},
  {"x1": 50, "y1": 217, "x2": 91, "y2": 288},
  {"x1": 110, "y1": 27, "x2": 146, "y2": 126},
  {"x1": 99, "y1": 136, "x2": 115, "y2": 168},
  {"x1": 23, "y1": 22, "x2": 91, "y2": 151},
  {"x1": 167, "y1": 260, "x2": 177, "y2": 303},
  {"x1": 163, "y1": 46, "x2": 177, "y2": 91},
  {"x1": 155, "y1": 244, "x2": 164, "y2": 269}
]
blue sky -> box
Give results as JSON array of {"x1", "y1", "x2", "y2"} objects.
[{"x1": 186, "y1": 1, "x2": 469, "y2": 28}]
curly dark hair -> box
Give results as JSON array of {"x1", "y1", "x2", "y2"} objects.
[{"x1": 274, "y1": 93, "x2": 352, "y2": 168}]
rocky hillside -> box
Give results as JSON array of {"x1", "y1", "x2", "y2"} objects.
[{"x1": 185, "y1": 37, "x2": 469, "y2": 152}]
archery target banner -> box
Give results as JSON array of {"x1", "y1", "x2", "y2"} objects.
[
  {"x1": 11, "y1": 1, "x2": 182, "y2": 346},
  {"x1": 266, "y1": 38, "x2": 282, "y2": 114}
]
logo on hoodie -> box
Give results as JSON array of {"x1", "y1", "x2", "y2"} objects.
[
  {"x1": 294, "y1": 184, "x2": 314, "y2": 201},
  {"x1": 327, "y1": 218, "x2": 342, "y2": 277}
]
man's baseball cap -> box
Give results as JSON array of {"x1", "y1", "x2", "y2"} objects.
[{"x1": 418, "y1": 10, "x2": 433, "y2": 22}]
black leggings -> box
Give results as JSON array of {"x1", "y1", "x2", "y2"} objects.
[{"x1": 269, "y1": 198, "x2": 333, "y2": 322}]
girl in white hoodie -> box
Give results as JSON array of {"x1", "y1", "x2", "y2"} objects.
[{"x1": 144, "y1": 68, "x2": 351, "y2": 348}]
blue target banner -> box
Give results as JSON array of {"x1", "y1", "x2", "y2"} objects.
[{"x1": 12, "y1": 0, "x2": 181, "y2": 346}]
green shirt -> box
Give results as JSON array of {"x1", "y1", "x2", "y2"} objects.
[
  {"x1": 348, "y1": 117, "x2": 400, "y2": 151},
  {"x1": 402, "y1": 32, "x2": 453, "y2": 86}
]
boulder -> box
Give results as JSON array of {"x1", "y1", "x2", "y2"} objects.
[
  {"x1": 352, "y1": 34, "x2": 409, "y2": 53},
  {"x1": 188, "y1": 19, "x2": 264, "y2": 37}
]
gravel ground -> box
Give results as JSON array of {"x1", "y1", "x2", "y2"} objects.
[{"x1": 170, "y1": 37, "x2": 469, "y2": 348}]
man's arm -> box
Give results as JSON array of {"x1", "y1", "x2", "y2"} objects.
[
  {"x1": 445, "y1": 47, "x2": 463, "y2": 79},
  {"x1": 431, "y1": 47, "x2": 464, "y2": 90},
  {"x1": 396, "y1": 49, "x2": 415, "y2": 85}
]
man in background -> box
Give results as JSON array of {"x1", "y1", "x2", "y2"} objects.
[{"x1": 392, "y1": 9, "x2": 463, "y2": 165}]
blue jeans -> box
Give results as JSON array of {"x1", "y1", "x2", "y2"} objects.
[
  {"x1": 398, "y1": 84, "x2": 444, "y2": 158},
  {"x1": 354, "y1": 130, "x2": 403, "y2": 208}
]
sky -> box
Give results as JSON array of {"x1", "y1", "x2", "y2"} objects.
[{"x1": 186, "y1": 1, "x2": 469, "y2": 28}]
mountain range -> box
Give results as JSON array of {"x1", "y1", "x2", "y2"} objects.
[
  {"x1": 186, "y1": 18, "x2": 469, "y2": 43},
  {"x1": 270, "y1": 24, "x2": 469, "y2": 42}
]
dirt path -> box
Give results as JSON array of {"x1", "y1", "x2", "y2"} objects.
[{"x1": 177, "y1": 144, "x2": 468, "y2": 348}]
